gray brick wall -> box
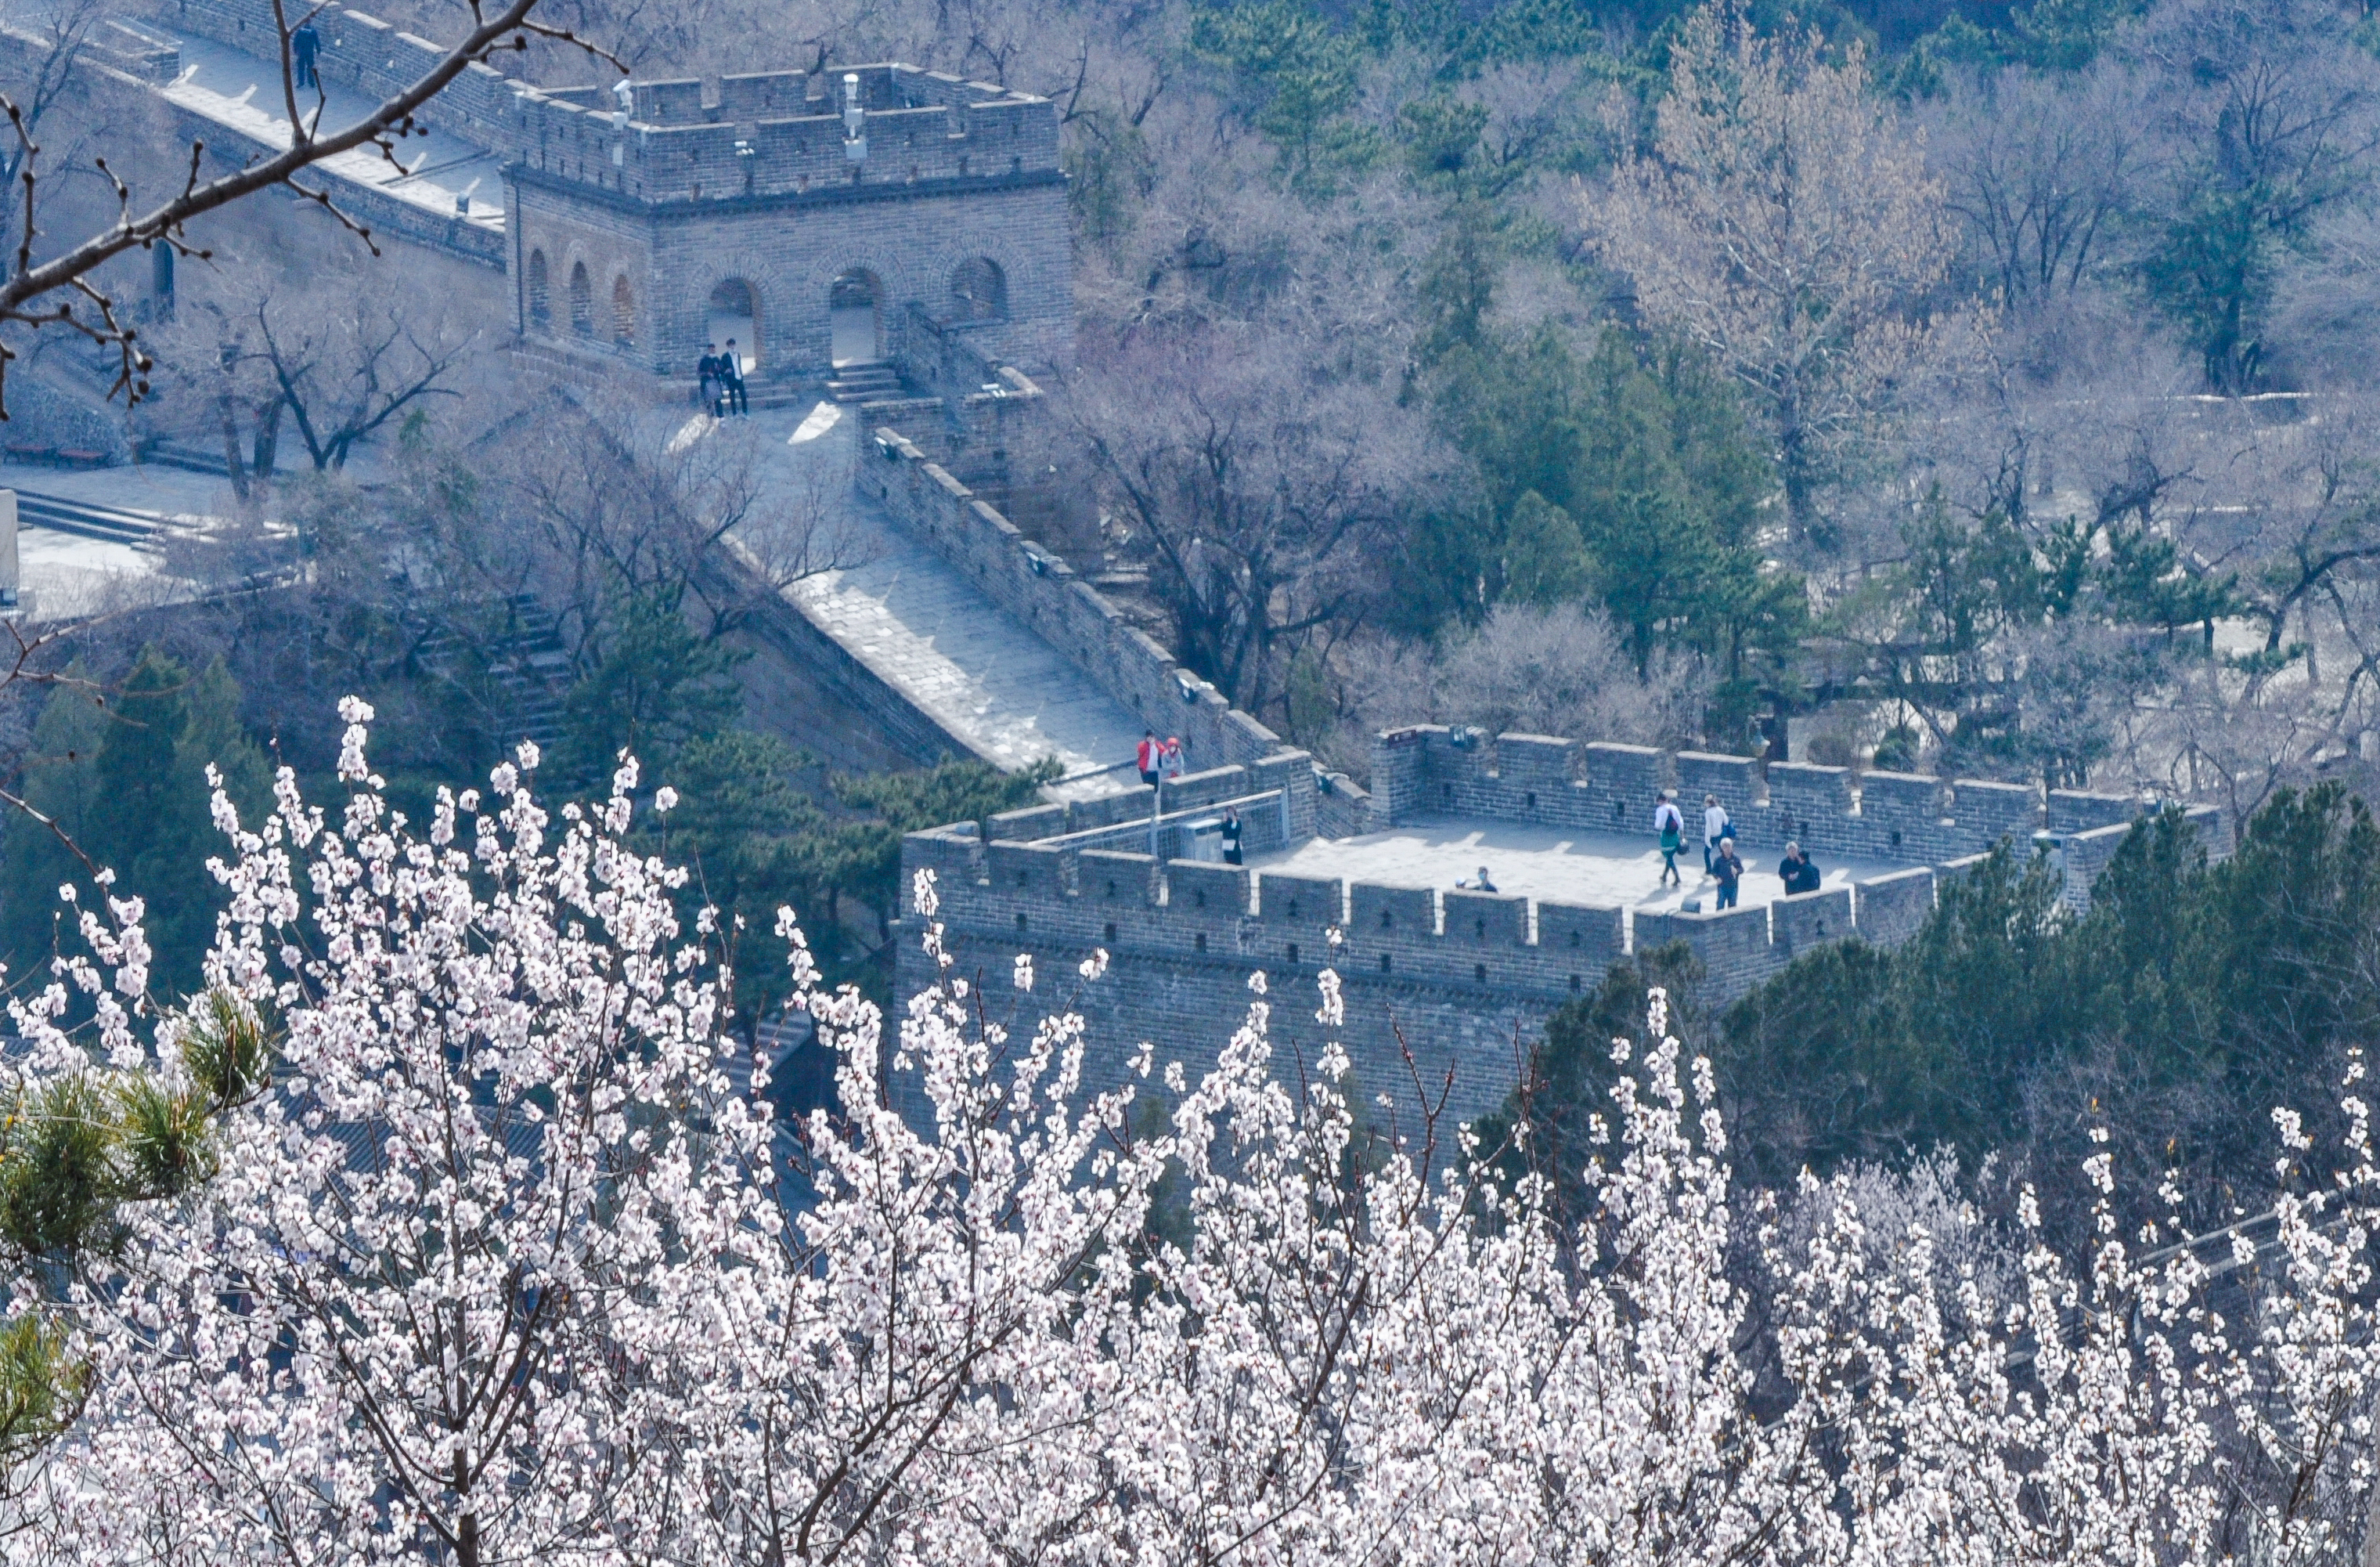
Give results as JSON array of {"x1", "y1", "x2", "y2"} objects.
[
  {"x1": 1852, "y1": 868, "x2": 1937, "y2": 947},
  {"x1": 1369, "y1": 726, "x2": 2068, "y2": 868},
  {"x1": 508, "y1": 173, "x2": 1073, "y2": 377},
  {"x1": 163, "y1": 0, "x2": 1080, "y2": 377},
  {"x1": 899, "y1": 800, "x2": 2129, "y2": 1128},
  {"x1": 866, "y1": 431, "x2": 1300, "y2": 782}
]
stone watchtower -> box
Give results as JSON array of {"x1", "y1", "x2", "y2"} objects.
[{"x1": 499, "y1": 64, "x2": 1073, "y2": 392}]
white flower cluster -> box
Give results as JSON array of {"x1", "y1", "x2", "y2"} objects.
[{"x1": 5, "y1": 709, "x2": 2378, "y2": 1565}]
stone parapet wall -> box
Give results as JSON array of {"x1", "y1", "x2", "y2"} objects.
[
  {"x1": 894, "y1": 825, "x2": 2079, "y2": 1126},
  {"x1": 163, "y1": 0, "x2": 1064, "y2": 202},
  {"x1": 894, "y1": 918, "x2": 1543, "y2": 1133},
  {"x1": 867, "y1": 427, "x2": 1295, "y2": 782},
  {"x1": 902, "y1": 723, "x2": 2234, "y2": 1129},
  {"x1": 167, "y1": 0, "x2": 526, "y2": 146},
  {"x1": 1368, "y1": 724, "x2": 2211, "y2": 869},
  {"x1": 907, "y1": 826, "x2": 1964, "y2": 1022}
]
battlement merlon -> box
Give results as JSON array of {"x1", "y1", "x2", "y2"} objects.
[{"x1": 503, "y1": 63, "x2": 1062, "y2": 202}]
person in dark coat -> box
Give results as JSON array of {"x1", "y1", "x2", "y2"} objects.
[
  {"x1": 721, "y1": 339, "x2": 750, "y2": 415},
  {"x1": 697, "y1": 343, "x2": 723, "y2": 415},
  {"x1": 1777, "y1": 840, "x2": 1822, "y2": 895},
  {"x1": 1711, "y1": 837, "x2": 1744, "y2": 910},
  {"x1": 1221, "y1": 807, "x2": 1242, "y2": 865}
]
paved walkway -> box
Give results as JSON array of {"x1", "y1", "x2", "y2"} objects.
[
  {"x1": 2, "y1": 463, "x2": 236, "y2": 521},
  {"x1": 157, "y1": 31, "x2": 504, "y2": 228},
  {"x1": 721, "y1": 405, "x2": 1145, "y2": 800},
  {"x1": 1248, "y1": 816, "x2": 1909, "y2": 918},
  {"x1": 2, "y1": 462, "x2": 247, "y2": 620}
]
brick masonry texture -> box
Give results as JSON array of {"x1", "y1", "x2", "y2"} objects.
[{"x1": 865, "y1": 429, "x2": 1302, "y2": 787}]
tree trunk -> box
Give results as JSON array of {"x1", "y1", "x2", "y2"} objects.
[
  {"x1": 218, "y1": 396, "x2": 250, "y2": 503},
  {"x1": 251, "y1": 395, "x2": 282, "y2": 479}
]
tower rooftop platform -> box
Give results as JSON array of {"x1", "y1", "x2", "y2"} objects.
[{"x1": 1247, "y1": 815, "x2": 1912, "y2": 919}]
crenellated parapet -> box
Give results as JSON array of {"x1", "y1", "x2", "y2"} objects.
[
  {"x1": 1368, "y1": 723, "x2": 2223, "y2": 880},
  {"x1": 908, "y1": 808, "x2": 1992, "y2": 1011},
  {"x1": 894, "y1": 707, "x2": 2232, "y2": 1139},
  {"x1": 499, "y1": 64, "x2": 1061, "y2": 207}
]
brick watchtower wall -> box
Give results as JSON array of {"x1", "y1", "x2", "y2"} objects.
[
  {"x1": 896, "y1": 727, "x2": 2231, "y2": 1136},
  {"x1": 500, "y1": 64, "x2": 1073, "y2": 383}
]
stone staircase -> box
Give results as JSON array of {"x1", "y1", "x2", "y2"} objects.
[
  {"x1": 825, "y1": 363, "x2": 903, "y2": 404},
  {"x1": 9, "y1": 489, "x2": 167, "y2": 547},
  {"x1": 408, "y1": 593, "x2": 573, "y2": 753}
]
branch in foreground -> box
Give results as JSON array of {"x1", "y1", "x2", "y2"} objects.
[{"x1": 0, "y1": 0, "x2": 613, "y2": 412}]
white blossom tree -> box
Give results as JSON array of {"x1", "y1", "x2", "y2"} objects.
[{"x1": 3, "y1": 702, "x2": 2378, "y2": 1564}]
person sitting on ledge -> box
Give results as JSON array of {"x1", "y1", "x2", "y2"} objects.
[{"x1": 1456, "y1": 865, "x2": 1498, "y2": 893}]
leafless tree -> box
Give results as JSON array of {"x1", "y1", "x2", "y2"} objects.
[
  {"x1": 247, "y1": 287, "x2": 477, "y2": 471},
  {"x1": 1592, "y1": 2, "x2": 1956, "y2": 541},
  {"x1": 489, "y1": 394, "x2": 870, "y2": 660},
  {"x1": 1428, "y1": 602, "x2": 1708, "y2": 749},
  {"x1": 1925, "y1": 67, "x2": 2154, "y2": 312},
  {"x1": 0, "y1": 0, "x2": 104, "y2": 257},
  {"x1": 1072, "y1": 330, "x2": 1435, "y2": 720},
  {"x1": 2124, "y1": 0, "x2": 2380, "y2": 391}
]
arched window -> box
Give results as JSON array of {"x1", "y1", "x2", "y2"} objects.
[
  {"x1": 568, "y1": 261, "x2": 593, "y2": 338},
  {"x1": 707, "y1": 279, "x2": 759, "y2": 371},
  {"x1": 527, "y1": 249, "x2": 550, "y2": 328},
  {"x1": 949, "y1": 257, "x2": 1006, "y2": 322},
  {"x1": 612, "y1": 275, "x2": 635, "y2": 347}
]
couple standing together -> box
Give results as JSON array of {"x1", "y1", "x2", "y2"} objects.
[{"x1": 698, "y1": 342, "x2": 748, "y2": 417}]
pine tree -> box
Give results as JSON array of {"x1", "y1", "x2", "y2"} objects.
[{"x1": 1, "y1": 653, "x2": 269, "y2": 1002}]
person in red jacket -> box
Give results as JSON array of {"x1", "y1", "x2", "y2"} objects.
[{"x1": 1137, "y1": 730, "x2": 1159, "y2": 788}]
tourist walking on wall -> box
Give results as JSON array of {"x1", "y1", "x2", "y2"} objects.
[
  {"x1": 1713, "y1": 837, "x2": 1744, "y2": 910},
  {"x1": 1653, "y1": 790, "x2": 1685, "y2": 887},
  {"x1": 1159, "y1": 735, "x2": 1184, "y2": 780},
  {"x1": 1221, "y1": 807, "x2": 1242, "y2": 866},
  {"x1": 1138, "y1": 731, "x2": 1159, "y2": 787},
  {"x1": 698, "y1": 343, "x2": 723, "y2": 416},
  {"x1": 293, "y1": 20, "x2": 321, "y2": 89},
  {"x1": 1702, "y1": 793, "x2": 1730, "y2": 874}
]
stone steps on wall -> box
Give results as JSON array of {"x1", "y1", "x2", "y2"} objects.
[
  {"x1": 408, "y1": 593, "x2": 573, "y2": 753},
  {"x1": 827, "y1": 363, "x2": 903, "y2": 404}
]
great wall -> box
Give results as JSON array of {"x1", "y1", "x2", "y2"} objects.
[
  {"x1": 865, "y1": 366, "x2": 2229, "y2": 1131},
  {"x1": 5, "y1": 9, "x2": 2235, "y2": 1130}
]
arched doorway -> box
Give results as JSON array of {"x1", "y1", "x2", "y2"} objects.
[
  {"x1": 830, "y1": 269, "x2": 880, "y2": 366},
  {"x1": 708, "y1": 279, "x2": 759, "y2": 375},
  {"x1": 568, "y1": 262, "x2": 593, "y2": 338},
  {"x1": 612, "y1": 275, "x2": 636, "y2": 348},
  {"x1": 527, "y1": 250, "x2": 550, "y2": 329},
  {"x1": 949, "y1": 258, "x2": 1006, "y2": 321}
]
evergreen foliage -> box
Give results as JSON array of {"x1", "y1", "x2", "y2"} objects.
[
  {"x1": 1513, "y1": 786, "x2": 2380, "y2": 1241},
  {"x1": 1400, "y1": 326, "x2": 1797, "y2": 692},
  {"x1": 0, "y1": 653, "x2": 272, "y2": 1004}
]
